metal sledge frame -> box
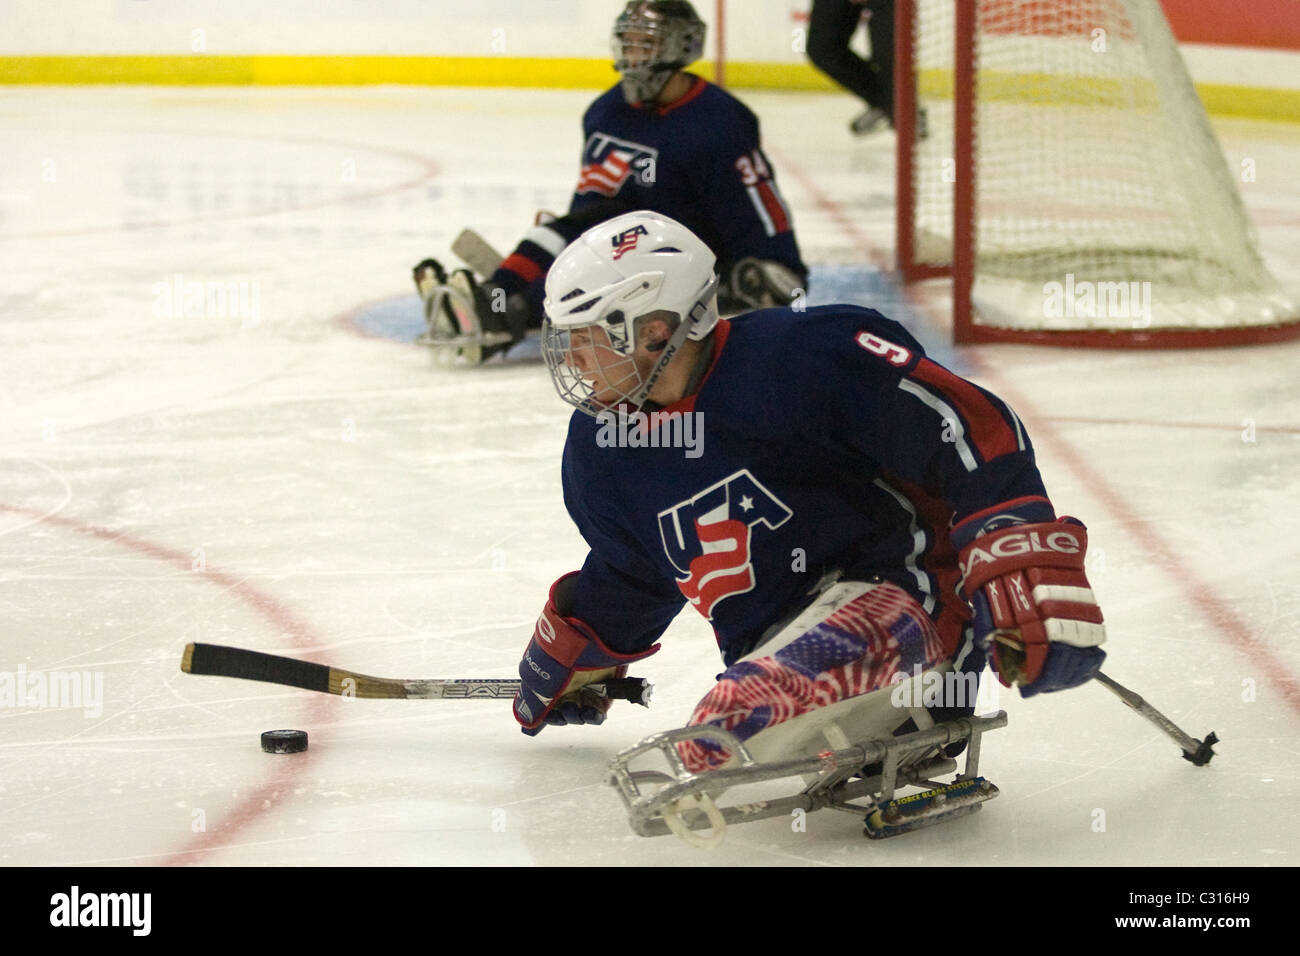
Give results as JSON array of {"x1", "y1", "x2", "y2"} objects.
[{"x1": 607, "y1": 711, "x2": 1008, "y2": 847}]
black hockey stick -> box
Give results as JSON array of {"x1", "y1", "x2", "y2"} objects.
[
  {"x1": 1093, "y1": 670, "x2": 1217, "y2": 765},
  {"x1": 181, "y1": 642, "x2": 653, "y2": 705}
]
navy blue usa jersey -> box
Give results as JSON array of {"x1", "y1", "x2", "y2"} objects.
[
  {"x1": 562, "y1": 306, "x2": 1052, "y2": 667},
  {"x1": 570, "y1": 76, "x2": 806, "y2": 280}
]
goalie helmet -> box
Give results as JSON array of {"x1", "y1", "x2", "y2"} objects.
[
  {"x1": 542, "y1": 211, "x2": 719, "y2": 417},
  {"x1": 612, "y1": 1, "x2": 706, "y2": 105}
]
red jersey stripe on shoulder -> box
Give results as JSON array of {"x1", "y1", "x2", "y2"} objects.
[
  {"x1": 656, "y1": 76, "x2": 708, "y2": 116},
  {"x1": 909, "y1": 358, "x2": 1021, "y2": 463}
]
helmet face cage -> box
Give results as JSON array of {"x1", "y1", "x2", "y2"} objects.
[
  {"x1": 543, "y1": 275, "x2": 719, "y2": 418},
  {"x1": 612, "y1": 1, "x2": 706, "y2": 104},
  {"x1": 543, "y1": 310, "x2": 678, "y2": 417}
]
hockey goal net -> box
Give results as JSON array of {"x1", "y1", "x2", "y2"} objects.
[{"x1": 895, "y1": 0, "x2": 1299, "y2": 346}]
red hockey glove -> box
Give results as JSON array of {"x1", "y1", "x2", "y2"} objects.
[
  {"x1": 513, "y1": 573, "x2": 659, "y2": 736},
  {"x1": 955, "y1": 513, "x2": 1106, "y2": 697}
]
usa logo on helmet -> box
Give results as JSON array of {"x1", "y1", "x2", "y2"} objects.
[{"x1": 611, "y1": 224, "x2": 649, "y2": 260}]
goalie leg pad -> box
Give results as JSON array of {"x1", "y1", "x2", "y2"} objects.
[
  {"x1": 726, "y1": 258, "x2": 807, "y2": 310},
  {"x1": 678, "y1": 581, "x2": 949, "y2": 773}
]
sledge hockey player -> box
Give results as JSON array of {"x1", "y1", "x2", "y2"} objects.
[
  {"x1": 511, "y1": 210, "x2": 1107, "y2": 787},
  {"x1": 413, "y1": 0, "x2": 807, "y2": 362}
]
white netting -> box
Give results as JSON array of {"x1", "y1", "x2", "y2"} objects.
[{"x1": 909, "y1": 0, "x2": 1295, "y2": 333}]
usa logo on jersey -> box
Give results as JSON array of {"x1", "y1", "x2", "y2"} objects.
[
  {"x1": 577, "y1": 133, "x2": 658, "y2": 197},
  {"x1": 658, "y1": 469, "x2": 793, "y2": 620}
]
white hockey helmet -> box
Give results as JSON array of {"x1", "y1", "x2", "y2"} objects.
[{"x1": 542, "y1": 210, "x2": 719, "y2": 416}]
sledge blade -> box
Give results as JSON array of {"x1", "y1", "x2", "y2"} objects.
[{"x1": 864, "y1": 776, "x2": 999, "y2": 839}]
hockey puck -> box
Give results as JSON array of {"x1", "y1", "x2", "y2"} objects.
[{"x1": 260, "y1": 729, "x2": 308, "y2": 754}]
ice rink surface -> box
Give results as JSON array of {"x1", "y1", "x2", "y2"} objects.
[{"x1": 1, "y1": 86, "x2": 1298, "y2": 867}]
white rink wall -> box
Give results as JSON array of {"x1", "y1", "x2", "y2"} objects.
[
  {"x1": 1, "y1": 0, "x2": 1297, "y2": 94},
  {"x1": 2, "y1": 0, "x2": 624, "y2": 58},
  {"x1": 1181, "y1": 45, "x2": 1300, "y2": 91}
]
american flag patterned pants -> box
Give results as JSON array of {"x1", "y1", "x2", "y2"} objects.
[{"x1": 678, "y1": 580, "x2": 950, "y2": 773}]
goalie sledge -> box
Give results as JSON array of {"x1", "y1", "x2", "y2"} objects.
[{"x1": 507, "y1": 210, "x2": 1108, "y2": 843}]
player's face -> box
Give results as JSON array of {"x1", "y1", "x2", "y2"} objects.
[
  {"x1": 615, "y1": 30, "x2": 657, "y2": 70},
  {"x1": 565, "y1": 325, "x2": 645, "y2": 408}
]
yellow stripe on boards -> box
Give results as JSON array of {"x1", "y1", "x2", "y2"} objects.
[{"x1": 0, "y1": 55, "x2": 1295, "y2": 122}]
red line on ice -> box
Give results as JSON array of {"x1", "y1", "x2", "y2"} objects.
[{"x1": 0, "y1": 502, "x2": 334, "y2": 864}]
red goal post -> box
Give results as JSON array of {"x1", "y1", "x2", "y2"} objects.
[{"x1": 894, "y1": 0, "x2": 1300, "y2": 347}]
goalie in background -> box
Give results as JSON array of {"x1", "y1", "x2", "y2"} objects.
[
  {"x1": 413, "y1": 0, "x2": 808, "y2": 363},
  {"x1": 511, "y1": 211, "x2": 1106, "y2": 776}
]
